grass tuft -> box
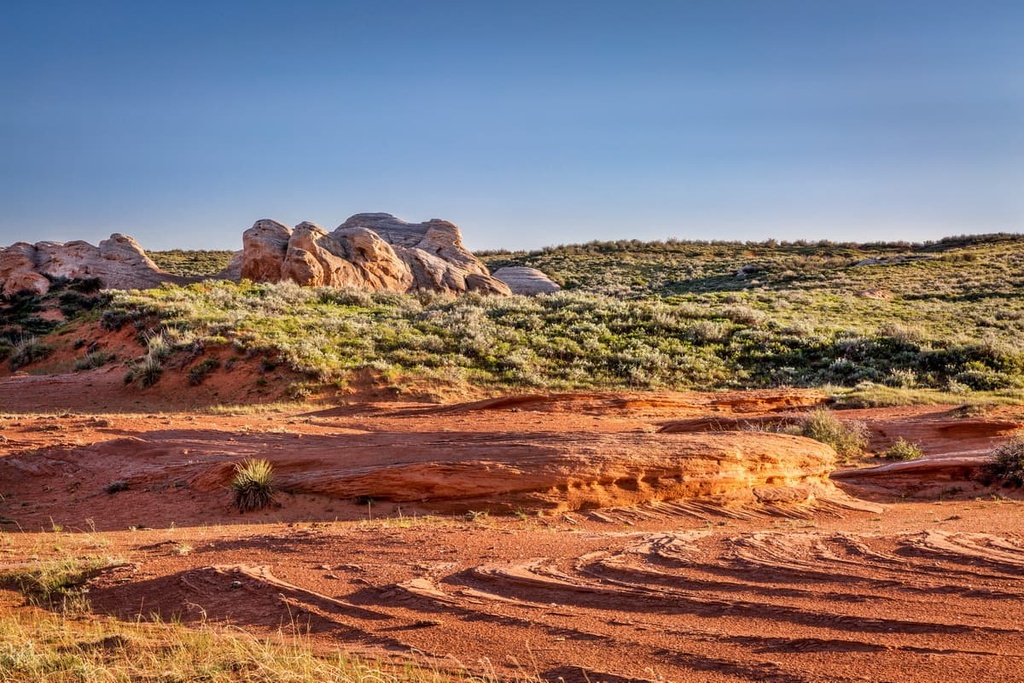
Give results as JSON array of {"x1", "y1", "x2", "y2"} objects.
[
  {"x1": 73, "y1": 350, "x2": 113, "y2": 372},
  {"x1": 231, "y1": 458, "x2": 277, "y2": 512},
  {"x1": 124, "y1": 354, "x2": 163, "y2": 388},
  {"x1": 0, "y1": 607, "x2": 504, "y2": 683},
  {"x1": 883, "y1": 438, "x2": 924, "y2": 461},
  {"x1": 7, "y1": 336, "x2": 54, "y2": 371},
  {"x1": 0, "y1": 556, "x2": 124, "y2": 614},
  {"x1": 799, "y1": 408, "x2": 869, "y2": 458}
]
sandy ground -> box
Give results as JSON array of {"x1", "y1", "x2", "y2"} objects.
[{"x1": 2, "y1": 370, "x2": 1024, "y2": 682}]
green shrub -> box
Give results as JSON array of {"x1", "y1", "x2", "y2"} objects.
[
  {"x1": 883, "y1": 438, "x2": 924, "y2": 461},
  {"x1": 0, "y1": 556, "x2": 123, "y2": 613},
  {"x1": 7, "y1": 336, "x2": 54, "y2": 371},
  {"x1": 800, "y1": 408, "x2": 869, "y2": 457},
  {"x1": 143, "y1": 331, "x2": 171, "y2": 360},
  {"x1": 231, "y1": 459, "x2": 277, "y2": 512},
  {"x1": 124, "y1": 355, "x2": 163, "y2": 388},
  {"x1": 187, "y1": 357, "x2": 221, "y2": 386},
  {"x1": 99, "y1": 309, "x2": 138, "y2": 331},
  {"x1": 104, "y1": 481, "x2": 129, "y2": 494},
  {"x1": 986, "y1": 435, "x2": 1024, "y2": 486},
  {"x1": 73, "y1": 350, "x2": 113, "y2": 372}
]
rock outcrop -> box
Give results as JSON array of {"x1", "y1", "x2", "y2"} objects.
[
  {"x1": 0, "y1": 234, "x2": 179, "y2": 296},
  {"x1": 492, "y1": 266, "x2": 561, "y2": 295},
  {"x1": 19, "y1": 428, "x2": 848, "y2": 517},
  {"x1": 1, "y1": 212, "x2": 510, "y2": 297},
  {"x1": 240, "y1": 213, "x2": 510, "y2": 295}
]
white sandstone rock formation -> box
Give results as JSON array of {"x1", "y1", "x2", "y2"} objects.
[{"x1": 491, "y1": 266, "x2": 561, "y2": 295}]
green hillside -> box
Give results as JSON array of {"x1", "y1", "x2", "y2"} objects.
[{"x1": 4, "y1": 234, "x2": 1024, "y2": 402}]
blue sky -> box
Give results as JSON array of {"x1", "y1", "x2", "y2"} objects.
[{"x1": 1, "y1": 1, "x2": 1021, "y2": 251}]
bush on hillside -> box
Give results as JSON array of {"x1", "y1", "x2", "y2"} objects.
[
  {"x1": 986, "y1": 435, "x2": 1024, "y2": 486},
  {"x1": 799, "y1": 408, "x2": 869, "y2": 457}
]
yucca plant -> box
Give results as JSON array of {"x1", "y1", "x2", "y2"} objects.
[{"x1": 231, "y1": 459, "x2": 277, "y2": 512}]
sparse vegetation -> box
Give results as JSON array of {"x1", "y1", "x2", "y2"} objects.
[
  {"x1": 104, "y1": 481, "x2": 129, "y2": 494},
  {"x1": 188, "y1": 357, "x2": 221, "y2": 385},
  {"x1": 7, "y1": 336, "x2": 54, "y2": 371},
  {"x1": 0, "y1": 607, "x2": 492, "y2": 683},
  {"x1": 986, "y1": 435, "x2": 1024, "y2": 487},
  {"x1": 149, "y1": 248, "x2": 236, "y2": 276},
  {"x1": 123, "y1": 354, "x2": 163, "y2": 388},
  {"x1": 799, "y1": 408, "x2": 869, "y2": 457},
  {"x1": 5, "y1": 235, "x2": 1024, "y2": 401},
  {"x1": 0, "y1": 555, "x2": 124, "y2": 614},
  {"x1": 883, "y1": 438, "x2": 924, "y2": 461},
  {"x1": 73, "y1": 349, "x2": 113, "y2": 371},
  {"x1": 231, "y1": 458, "x2": 277, "y2": 512}
]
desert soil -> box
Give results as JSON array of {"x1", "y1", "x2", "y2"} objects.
[{"x1": 2, "y1": 369, "x2": 1023, "y2": 683}]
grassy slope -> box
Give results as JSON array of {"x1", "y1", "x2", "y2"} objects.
[
  {"x1": 3, "y1": 235, "x2": 1023, "y2": 399},
  {"x1": 150, "y1": 249, "x2": 236, "y2": 276}
]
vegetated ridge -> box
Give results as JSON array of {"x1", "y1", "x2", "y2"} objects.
[{"x1": 1, "y1": 232, "x2": 1022, "y2": 402}]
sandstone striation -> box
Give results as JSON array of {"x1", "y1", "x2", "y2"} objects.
[
  {"x1": 241, "y1": 213, "x2": 511, "y2": 295},
  {"x1": 492, "y1": 266, "x2": 561, "y2": 295},
  {"x1": 0, "y1": 234, "x2": 179, "y2": 296},
  {"x1": 19, "y1": 428, "x2": 849, "y2": 517}
]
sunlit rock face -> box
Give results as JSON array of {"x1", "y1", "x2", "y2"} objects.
[
  {"x1": 241, "y1": 213, "x2": 511, "y2": 295},
  {"x1": 0, "y1": 213, "x2": 511, "y2": 296},
  {"x1": 0, "y1": 234, "x2": 177, "y2": 296},
  {"x1": 492, "y1": 266, "x2": 561, "y2": 295}
]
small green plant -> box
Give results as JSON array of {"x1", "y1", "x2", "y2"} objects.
[
  {"x1": 187, "y1": 357, "x2": 221, "y2": 386},
  {"x1": 73, "y1": 350, "x2": 113, "y2": 372},
  {"x1": 124, "y1": 355, "x2": 163, "y2": 388},
  {"x1": 142, "y1": 331, "x2": 171, "y2": 360},
  {"x1": 799, "y1": 408, "x2": 869, "y2": 457},
  {"x1": 7, "y1": 337, "x2": 53, "y2": 371},
  {"x1": 104, "y1": 481, "x2": 129, "y2": 494},
  {"x1": 0, "y1": 555, "x2": 123, "y2": 613},
  {"x1": 464, "y1": 509, "x2": 489, "y2": 522},
  {"x1": 951, "y1": 403, "x2": 989, "y2": 418},
  {"x1": 986, "y1": 434, "x2": 1024, "y2": 486},
  {"x1": 231, "y1": 459, "x2": 277, "y2": 512},
  {"x1": 883, "y1": 438, "x2": 924, "y2": 461}
]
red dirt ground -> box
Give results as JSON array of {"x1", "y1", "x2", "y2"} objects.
[{"x1": 2, "y1": 370, "x2": 1024, "y2": 682}]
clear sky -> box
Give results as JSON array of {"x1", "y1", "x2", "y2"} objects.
[{"x1": 2, "y1": 1, "x2": 1021, "y2": 251}]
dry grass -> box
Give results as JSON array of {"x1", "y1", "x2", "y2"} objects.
[{"x1": 0, "y1": 606, "x2": 511, "y2": 683}]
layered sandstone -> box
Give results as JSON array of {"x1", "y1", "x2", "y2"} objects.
[
  {"x1": 17, "y1": 428, "x2": 846, "y2": 517},
  {"x1": 0, "y1": 213, "x2": 511, "y2": 296},
  {"x1": 0, "y1": 234, "x2": 179, "y2": 296},
  {"x1": 240, "y1": 213, "x2": 511, "y2": 295},
  {"x1": 492, "y1": 266, "x2": 561, "y2": 295}
]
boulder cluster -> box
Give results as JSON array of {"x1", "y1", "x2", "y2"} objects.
[
  {"x1": 0, "y1": 233, "x2": 179, "y2": 296},
  {"x1": 0, "y1": 213, "x2": 560, "y2": 297},
  {"x1": 239, "y1": 213, "x2": 510, "y2": 295}
]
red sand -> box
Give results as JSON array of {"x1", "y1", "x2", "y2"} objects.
[{"x1": 2, "y1": 372, "x2": 1023, "y2": 682}]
